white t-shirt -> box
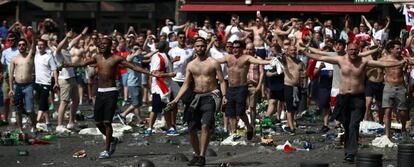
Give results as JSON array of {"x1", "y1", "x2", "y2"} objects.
[
  {"x1": 168, "y1": 46, "x2": 194, "y2": 82},
  {"x1": 1, "y1": 47, "x2": 20, "y2": 74},
  {"x1": 160, "y1": 25, "x2": 179, "y2": 36},
  {"x1": 225, "y1": 25, "x2": 242, "y2": 43},
  {"x1": 169, "y1": 41, "x2": 178, "y2": 49},
  {"x1": 198, "y1": 27, "x2": 214, "y2": 39},
  {"x1": 35, "y1": 52, "x2": 57, "y2": 85},
  {"x1": 372, "y1": 29, "x2": 385, "y2": 42},
  {"x1": 209, "y1": 46, "x2": 228, "y2": 80},
  {"x1": 150, "y1": 52, "x2": 173, "y2": 96}
]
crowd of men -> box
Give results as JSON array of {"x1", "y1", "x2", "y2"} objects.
[{"x1": 0, "y1": 11, "x2": 413, "y2": 165}]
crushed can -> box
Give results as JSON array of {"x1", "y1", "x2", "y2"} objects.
[{"x1": 303, "y1": 140, "x2": 313, "y2": 150}]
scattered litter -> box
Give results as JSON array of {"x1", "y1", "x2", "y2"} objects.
[
  {"x1": 29, "y1": 139, "x2": 52, "y2": 145},
  {"x1": 372, "y1": 135, "x2": 396, "y2": 148},
  {"x1": 260, "y1": 137, "x2": 273, "y2": 146},
  {"x1": 360, "y1": 121, "x2": 384, "y2": 135},
  {"x1": 17, "y1": 150, "x2": 29, "y2": 156},
  {"x1": 221, "y1": 134, "x2": 247, "y2": 146},
  {"x1": 73, "y1": 149, "x2": 87, "y2": 158},
  {"x1": 41, "y1": 162, "x2": 54, "y2": 166}
]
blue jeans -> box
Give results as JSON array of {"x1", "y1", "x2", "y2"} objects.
[{"x1": 13, "y1": 83, "x2": 34, "y2": 113}]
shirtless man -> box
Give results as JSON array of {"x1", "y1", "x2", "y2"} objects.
[
  {"x1": 9, "y1": 33, "x2": 36, "y2": 132},
  {"x1": 64, "y1": 37, "x2": 154, "y2": 159},
  {"x1": 364, "y1": 48, "x2": 384, "y2": 122},
  {"x1": 240, "y1": 11, "x2": 267, "y2": 59},
  {"x1": 70, "y1": 33, "x2": 86, "y2": 106},
  {"x1": 217, "y1": 40, "x2": 272, "y2": 140},
  {"x1": 380, "y1": 41, "x2": 409, "y2": 139},
  {"x1": 168, "y1": 37, "x2": 227, "y2": 166},
  {"x1": 302, "y1": 43, "x2": 405, "y2": 163},
  {"x1": 281, "y1": 46, "x2": 304, "y2": 135}
]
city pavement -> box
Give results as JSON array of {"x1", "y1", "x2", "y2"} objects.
[{"x1": 0, "y1": 101, "x2": 404, "y2": 167}]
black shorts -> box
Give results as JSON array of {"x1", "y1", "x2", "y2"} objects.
[
  {"x1": 255, "y1": 48, "x2": 267, "y2": 59},
  {"x1": 284, "y1": 85, "x2": 300, "y2": 112},
  {"x1": 94, "y1": 91, "x2": 118, "y2": 123},
  {"x1": 318, "y1": 87, "x2": 332, "y2": 109},
  {"x1": 332, "y1": 93, "x2": 366, "y2": 124},
  {"x1": 34, "y1": 84, "x2": 51, "y2": 111},
  {"x1": 151, "y1": 93, "x2": 167, "y2": 113},
  {"x1": 176, "y1": 81, "x2": 195, "y2": 105},
  {"x1": 270, "y1": 90, "x2": 284, "y2": 101},
  {"x1": 188, "y1": 95, "x2": 216, "y2": 131},
  {"x1": 365, "y1": 80, "x2": 384, "y2": 101},
  {"x1": 225, "y1": 85, "x2": 248, "y2": 117}
]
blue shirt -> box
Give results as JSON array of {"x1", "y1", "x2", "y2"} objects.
[
  {"x1": 127, "y1": 56, "x2": 142, "y2": 87},
  {"x1": 0, "y1": 26, "x2": 8, "y2": 41}
]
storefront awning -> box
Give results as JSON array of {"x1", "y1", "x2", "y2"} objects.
[{"x1": 179, "y1": 4, "x2": 376, "y2": 13}]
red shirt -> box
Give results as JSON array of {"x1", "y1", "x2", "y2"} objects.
[
  {"x1": 187, "y1": 28, "x2": 198, "y2": 39},
  {"x1": 215, "y1": 31, "x2": 225, "y2": 44},
  {"x1": 116, "y1": 49, "x2": 129, "y2": 75}
]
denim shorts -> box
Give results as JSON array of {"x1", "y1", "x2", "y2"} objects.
[
  {"x1": 120, "y1": 73, "x2": 128, "y2": 87},
  {"x1": 128, "y1": 86, "x2": 142, "y2": 107},
  {"x1": 13, "y1": 83, "x2": 34, "y2": 113}
]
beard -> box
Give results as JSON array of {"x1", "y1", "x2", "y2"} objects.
[{"x1": 196, "y1": 50, "x2": 205, "y2": 56}]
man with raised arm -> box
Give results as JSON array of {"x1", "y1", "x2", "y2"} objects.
[
  {"x1": 168, "y1": 37, "x2": 227, "y2": 166},
  {"x1": 301, "y1": 43, "x2": 405, "y2": 163},
  {"x1": 54, "y1": 27, "x2": 88, "y2": 133},
  {"x1": 8, "y1": 29, "x2": 36, "y2": 132},
  {"x1": 238, "y1": 11, "x2": 267, "y2": 59},
  {"x1": 64, "y1": 37, "x2": 154, "y2": 159}
]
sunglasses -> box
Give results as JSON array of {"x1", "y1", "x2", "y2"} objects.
[
  {"x1": 233, "y1": 46, "x2": 240, "y2": 48},
  {"x1": 18, "y1": 43, "x2": 26, "y2": 46}
]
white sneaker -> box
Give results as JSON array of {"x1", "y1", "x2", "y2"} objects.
[
  {"x1": 36, "y1": 123, "x2": 48, "y2": 132},
  {"x1": 56, "y1": 125, "x2": 71, "y2": 133},
  {"x1": 67, "y1": 123, "x2": 75, "y2": 129},
  {"x1": 98, "y1": 150, "x2": 111, "y2": 159}
]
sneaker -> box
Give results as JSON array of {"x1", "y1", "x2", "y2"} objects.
[
  {"x1": 67, "y1": 123, "x2": 75, "y2": 130},
  {"x1": 98, "y1": 150, "x2": 111, "y2": 159},
  {"x1": 144, "y1": 129, "x2": 153, "y2": 137},
  {"x1": 187, "y1": 156, "x2": 200, "y2": 166},
  {"x1": 195, "y1": 156, "x2": 206, "y2": 166},
  {"x1": 117, "y1": 114, "x2": 127, "y2": 125},
  {"x1": 343, "y1": 154, "x2": 355, "y2": 164},
  {"x1": 56, "y1": 125, "x2": 70, "y2": 133},
  {"x1": 167, "y1": 128, "x2": 179, "y2": 136},
  {"x1": 284, "y1": 127, "x2": 295, "y2": 136},
  {"x1": 86, "y1": 114, "x2": 95, "y2": 120},
  {"x1": 319, "y1": 126, "x2": 330, "y2": 133},
  {"x1": 109, "y1": 137, "x2": 119, "y2": 155}
]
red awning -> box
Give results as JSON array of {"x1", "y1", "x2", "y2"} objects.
[{"x1": 179, "y1": 4, "x2": 375, "y2": 13}]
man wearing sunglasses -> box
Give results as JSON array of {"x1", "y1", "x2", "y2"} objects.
[{"x1": 8, "y1": 29, "x2": 36, "y2": 133}]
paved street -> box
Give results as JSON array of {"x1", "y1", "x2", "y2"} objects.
[{"x1": 0, "y1": 102, "x2": 402, "y2": 167}]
